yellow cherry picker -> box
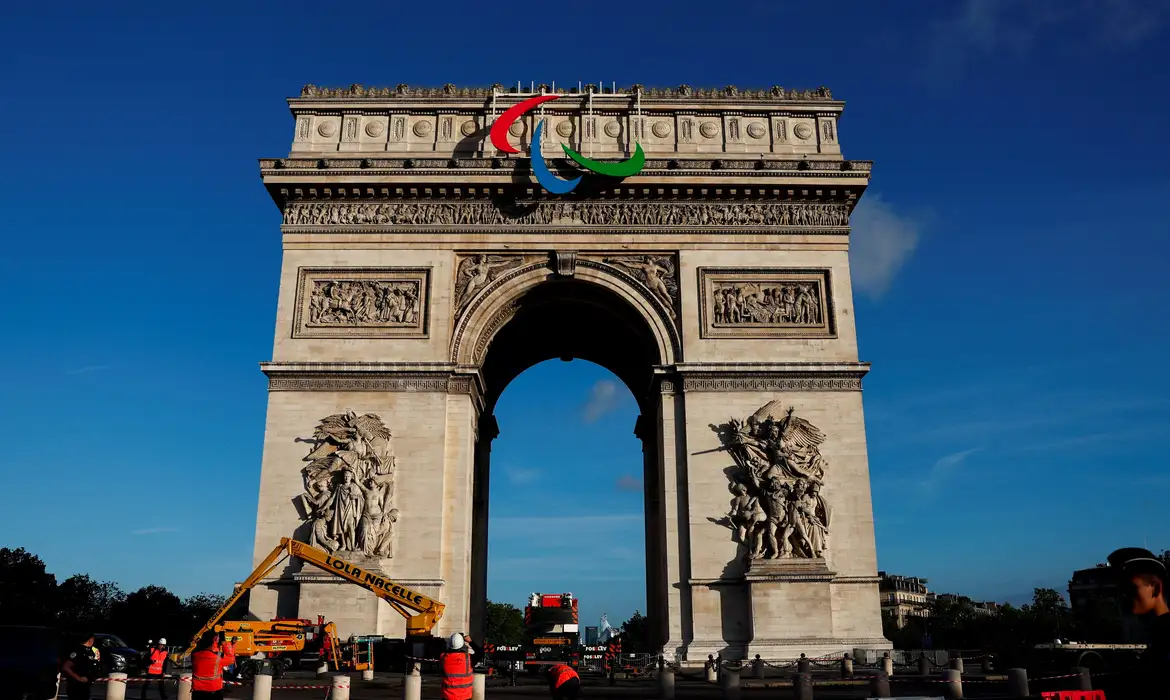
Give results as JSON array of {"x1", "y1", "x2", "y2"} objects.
[{"x1": 176, "y1": 537, "x2": 445, "y2": 676}]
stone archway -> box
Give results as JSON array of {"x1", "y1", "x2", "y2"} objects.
[
  {"x1": 452, "y1": 257, "x2": 679, "y2": 650},
  {"x1": 250, "y1": 82, "x2": 891, "y2": 662}
]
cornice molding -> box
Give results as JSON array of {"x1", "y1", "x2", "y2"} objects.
[
  {"x1": 658, "y1": 362, "x2": 870, "y2": 393},
  {"x1": 260, "y1": 361, "x2": 484, "y2": 408},
  {"x1": 295, "y1": 83, "x2": 838, "y2": 104},
  {"x1": 260, "y1": 157, "x2": 873, "y2": 176}
]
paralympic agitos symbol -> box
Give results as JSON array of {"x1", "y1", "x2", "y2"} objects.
[{"x1": 489, "y1": 94, "x2": 646, "y2": 194}]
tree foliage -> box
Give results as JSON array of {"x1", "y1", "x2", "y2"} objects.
[
  {"x1": 0, "y1": 548, "x2": 59, "y2": 625},
  {"x1": 0, "y1": 547, "x2": 236, "y2": 647},
  {"x1": 883, "y1": 587, "x2": 1114, "y2": 651},
  {"x1": 618, "y1": 610, "x2": 650, "y2": 652},
  {"x1": 483, "y1": 600, "x2": 524, "y2": 645}
]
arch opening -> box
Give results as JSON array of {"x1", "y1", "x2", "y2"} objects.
[{"x1": 467, "y1": 276, "x2": 669, "y2": 652}]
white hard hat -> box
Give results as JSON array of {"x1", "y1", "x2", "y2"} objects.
[
  {"x1": 448, "y1": 633, "x2": 465, "y2": 650},
  {"x1": 158, "y1": 638, "x2": 167, "y2": 645},
  {"x1": 147, "y1": 640, "x2": 153, "y2": 645}
]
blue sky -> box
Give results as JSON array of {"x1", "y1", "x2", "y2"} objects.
[{"x1": 1, "y1": 0, "x2": 1168, "y2": 628}]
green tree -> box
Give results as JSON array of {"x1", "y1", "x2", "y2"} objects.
[
  {"x1": 179, "y1": 593, "x2": 229, "y2": 643},
  {"x1": 112, "y1": 585, "x2": 186, "y2": 646},
  {"x1": 483, "y1": 600, "x2": 524, "y2": 645},
  {"x1": 1021, "y1": 587, "x2": 1074, "y2": 643},
  {"x1": 0, "y1": 547, "x2": 58, "y2": 625},
  {"x1": 58, "y1": 575, "x2": 124, "y2": 631},
  {"x1": 619, "y1": 611, "x2": 650, "y2": 652}
]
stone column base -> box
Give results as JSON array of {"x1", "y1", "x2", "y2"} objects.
[{"x1": 745, "y1": 637, "x2": 892, "y2": 660}]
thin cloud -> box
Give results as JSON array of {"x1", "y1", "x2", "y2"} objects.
[
  {"x1": 1012, "y1": 427, "x2": 1165, "y2": 454},
  {"x1": 65, "y1": 365, "x2": 111, "y2": 376},
  {"x1": 581, "y1": 380, "x2": 623, "y2": 423},
  {"x1": 924, "y1": 0, "x2": 1168, "y2": 83},
  {"x1": 505, "y1": 467, "x2": 541, "y2": 485},
  {"x1": 873, "y1": 396, "x2": 1170, "y2": 449},
  {"x1": 918, "y1": 448, "x2": 982, "y2": 494},
  {"x1": 848, "y1": 194, "x2": 923, "y2": 299},
  {"x1": 131, "y1": 527, "x2": 181, "y2": 536},
  {"x1": 615, "y1": 475, "x2": 642, "y2": 492}
]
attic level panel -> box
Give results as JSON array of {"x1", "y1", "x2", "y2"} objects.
[{"x1": 287, "y1": 85, "x2": 847, "y2": 160}]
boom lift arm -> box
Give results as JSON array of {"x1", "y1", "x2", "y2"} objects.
[{"x1": 182, "y1": 537, "x2": 445, "y2": 657}]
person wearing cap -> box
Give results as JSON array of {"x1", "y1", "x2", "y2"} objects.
[
  {"x1": 60, "y1": 633, "x2": 99, "y2": 700},
  {"x1": 140, "y1": 638, "x2": 170, "y2": 700},
  {"x1": 1109, "y1": 547, "x2": 1170, "y2": 694}
]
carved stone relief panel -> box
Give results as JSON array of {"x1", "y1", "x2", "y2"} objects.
[
  {"x1": 282, "y1": 201, "x2": 851, "y2": 230},
  {"x1": 342, "y1": 116, "x2": 360, "y2": 142},
  {"x1": 451, "y1": 254, "x2": 535, "y2": 326},
  {"x1": 712, "y1": 400, "x2": 831, "y2": 561},
  {"x1": 361, "y1": 116, "x2": 388, "y2": 142},
  {"x1": 293, "y1": 267, "x2": 431, "y2": 339},
  {"x1": 297, "y1": 411, "x2": 399, "y2": 561},
  {"x1": 594, "y1": 254, "x2": 679, "y2": 320},
  {"x1": 698, "y1": 267, "x2": 835, "y2": 339}
]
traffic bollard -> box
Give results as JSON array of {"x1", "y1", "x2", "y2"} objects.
[
  {"x1": 472, "y1": 673, "x2": 485, "y2": 700},
  {"x1": 715, "y1": 654, "x2": 723, "y2": 682},
  {"x1": 403, "y1": 666, "x2": 421, "y2": 700},
  {"x1": 840, "y1": 653, "x2": 853, "y2": 679},
  {"x1": 252, "y1": 668, "x2": 273, "y2": 700},
  {"x1": 177, "y1": 673, "x2": 192, "y2": 700},
  {"x1": 881, "y1": 654, "x2": 893, "y2": 677},
  {"x1": 797, "y1": 653, "x2": 810, "y2": 674},
  {"x1": 659, "y1": 667, "x2": 675, "y2": 700},
  {"x1": 1006, "y1": 668, "x2": 1029, "y2": 698},
  {"x1": 752, "y1": 655, "x2": 763, "y2": 679},
  {"x1": 361, "y1": 668, "x2": 374, "y2": 681},
  {"x1": 943, "y1": 668, "x2": 962, "y2": 699},
  {"x1": 720, "y1": 666, "x2": 740, "y2": 700},
  {"x1": 510, "y1": 662, "x2": 517, "y2": 686},
  {"x1": 705, "y1": 659, "x2": 717, "y2": 683},
  {"x1": 105, "y1": 673, "x2": 128, "y2": 700},
  {"x1": 950, "y1": 655, "x2": 964, "y2": 674},
  {"x1": 329, "y1": 675, "x2": 349, "y2": 700},
  {"x1": 917, "y1": 654, "x2": 930, "y2": 676},
  {"x1": 869, "y1": 672, "x2": 891, "y2": 698},
  {"x1": 794, "y1": 672, "x2": 813, "y2": 700},
  {"x1": 981, "y1": 653, "x2": 992, "y2": 673},
  {"x1": 1074, "y1": 666, "x2": 1092, "y2": 690}
]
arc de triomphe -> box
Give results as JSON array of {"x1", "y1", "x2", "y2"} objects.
[{"x1": 249, "y1": 83, "x2": 889, "y2": 660}]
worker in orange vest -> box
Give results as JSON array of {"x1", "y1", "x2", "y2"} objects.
[
  {"x1": 545, "y1": 663, "x2": 580, "y2": 700},
  {"x1": 439, "y1": 633, "x2": 474, "y2": 700},
  {"x1": 140, "y1": 638, "x2": 170, "y2": 700},
  {"x1": 191, "y1": 632, "x2": 235, "y2": 700}
]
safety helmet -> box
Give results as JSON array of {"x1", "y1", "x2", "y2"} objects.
[
  {"x1": 158, "y1": 638, "x2": 167, "y2": 645},
  {"x1": 448, "y1": 633, "x2": 465, "y2": 650}
]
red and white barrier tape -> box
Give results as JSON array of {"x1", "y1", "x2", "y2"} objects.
[
  {"x1": 890, "y1": 672, "x2": 1082, "y2": 684},
  {"x1": 270, "y1": 684, "x2": 331, "y2": 690}
]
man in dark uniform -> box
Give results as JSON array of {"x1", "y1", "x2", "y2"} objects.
[
  {"x1": 1108, "y1": 547, "x2": 1170, "y2": 696},
  {"x1": 60, "y1": 633, "x2": 99, "y2": 700}
]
